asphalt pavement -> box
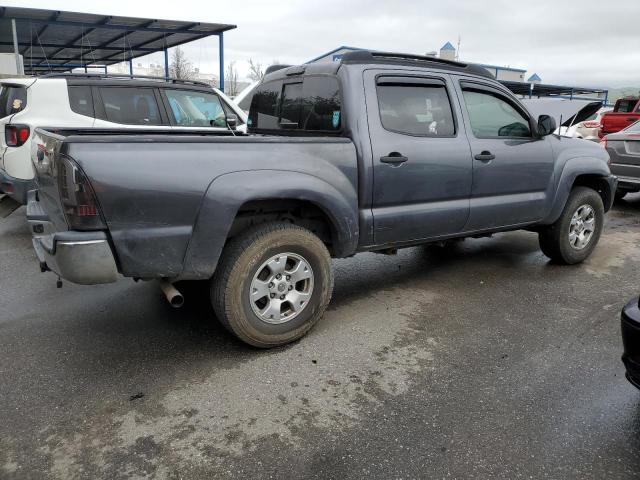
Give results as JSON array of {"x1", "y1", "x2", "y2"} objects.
[{"x1": 2, "y1": 197, "x2": 640, "y2": 479}]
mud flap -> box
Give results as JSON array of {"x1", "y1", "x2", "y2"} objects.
[{"x1": 0, "y1": 194, "x2": 21, "y2": 218}]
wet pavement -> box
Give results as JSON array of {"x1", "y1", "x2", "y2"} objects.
[{"x1": 2, "y1": 197, "x2": 640, "y2": 479}]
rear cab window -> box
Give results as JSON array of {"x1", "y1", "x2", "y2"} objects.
[
  {"x1": 96, "y1": 87, "x2": 163, "y2": 125},
  {"x1": 615, "y1": 99, "x2": 639, "y2": 113},
  {"x1": 0, "y1": 84, "x2": 27, "y2": 118},
  {"x1": 248, "y1": 75, "x2": 342, "y2": 134}
]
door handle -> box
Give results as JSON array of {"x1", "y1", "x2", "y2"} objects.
[
  {"x1": 380, "y1": 152, "x2": 408, "y2": 165},
  {"x1": 474, "y1": 151, "x2": 495, "y2": 162}
]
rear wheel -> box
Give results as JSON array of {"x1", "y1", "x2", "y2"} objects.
[
  {"x1": 211, "y1": 222, "x2": 333, "y2": 348},
  {"x1": 538, "y1": 187, "x2": 604, "y2": 264}
]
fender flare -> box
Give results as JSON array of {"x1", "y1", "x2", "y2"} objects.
[
  {"x1": 179, "y1": 169, "x2": 359, "y2": 280},
  {"x1": 543, "y1": 156, "x2": 614, "y2": 224}
]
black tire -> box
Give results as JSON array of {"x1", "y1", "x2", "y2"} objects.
[
  {"x1": 211, "y1": 222, "x2": 333, "y2": 348},
  {"x1": 615, "y1": 190, "x2": 628, "y2": 201},
  {"x1": 538, "y1": 186, "x2": 604, "y2": 264}
]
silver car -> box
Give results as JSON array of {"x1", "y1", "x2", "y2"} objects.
[{"x1": 604, "y1": 120, "x2": 640, "y2": 199}]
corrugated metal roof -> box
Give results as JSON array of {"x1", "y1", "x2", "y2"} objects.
[{"x1": 0, "y1": 6, "x2": 236, "y2": 75}]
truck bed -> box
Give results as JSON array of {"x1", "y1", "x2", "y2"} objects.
[{"x1": 31, "y1": 128, "x2": 359, "y2": 281}]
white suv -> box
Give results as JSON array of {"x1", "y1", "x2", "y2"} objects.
[{"x1": 0, "y1": 74, "x2": 247, "y2": 205}]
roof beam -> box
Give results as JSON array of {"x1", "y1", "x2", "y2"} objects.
[
  {"x1": 9, "y1": 16, "x2": 230, "y2": 35},
  {"x1": 57, "y1": 19, "x2": 161, "y2": 67}
]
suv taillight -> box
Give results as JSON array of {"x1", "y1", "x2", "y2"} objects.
[
  {"x1": 5, "y1": 124, "x2": 30, "y2": 147},
  {"x1": 57, "y1": 155, "x2": 106, "y2": 230}
]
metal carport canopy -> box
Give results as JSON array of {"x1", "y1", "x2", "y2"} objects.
[{"x1": 0, "y1": 6, "x2": 235, "y2": 89}]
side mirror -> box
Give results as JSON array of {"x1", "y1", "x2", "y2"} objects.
[
  {"x1": 226, "y1": 114, "x2": 238, "y2": 131},
  {"x1": 537, "y1": 114, "x2": 557, "y2": 137}
]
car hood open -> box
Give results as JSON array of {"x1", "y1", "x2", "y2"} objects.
[{"x1": 521, "y1": 98, "x2": 603, "y2": 128}]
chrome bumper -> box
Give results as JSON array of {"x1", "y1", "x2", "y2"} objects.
[{"x1": 27, "y1": 191, "x2": 118, "y2": 285}]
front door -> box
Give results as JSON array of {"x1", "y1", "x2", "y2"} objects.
[
  {"x1": 365, "y1": 70, "x2": 473, "y2": 244},
  {"x1": 454, "y1": 79, "x2": 555, "y2": 230}
]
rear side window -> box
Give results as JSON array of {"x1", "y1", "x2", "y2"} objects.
[
  {"x1": 0, "y1": 85, "x2": 27, "y2": 118},
  {"x1": 376, "y1": 82, "x2": 455, "y2": 136},
  {"x1": 97, "y1": 87, "x2": 162, "y2": 125},
  {"x1": 165, "y1": 89, "x2": 227, "y2": 127},
  {"x1": 68, "y1": 86, "x2": 94, "y2": 118},
  {"x1": 249, "y1": 76, "x2": 342, "y2": 133},
  {"x1": 462, "y1": 88, "x2": 531, "y2": 138}
]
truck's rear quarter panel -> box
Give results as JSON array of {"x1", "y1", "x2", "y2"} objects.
[{"x1": 63, "y1": 135, "x2": 358, "y2": 279}]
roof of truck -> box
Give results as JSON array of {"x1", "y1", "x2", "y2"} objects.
[{"x1": 263, "y1": 50, "x2": 495, "y2": 83}]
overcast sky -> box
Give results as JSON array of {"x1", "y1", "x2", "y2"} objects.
[{"x1": 5, "y1": 0, "x2": 640, "y2": 87}]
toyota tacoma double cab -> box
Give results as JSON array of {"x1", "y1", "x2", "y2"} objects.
[{"x1": 27, "y1": 51, "x2": 616, "y2": 347}]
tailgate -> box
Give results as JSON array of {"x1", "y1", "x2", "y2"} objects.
[{"x1": 30, "y1": 128, "x2": 69, "y2": 232}]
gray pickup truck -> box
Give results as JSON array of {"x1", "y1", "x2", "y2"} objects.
[{"x1": 27, "y1": 51, "x2": 616, "y2": 347}]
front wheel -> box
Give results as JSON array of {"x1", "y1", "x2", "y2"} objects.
[
  {"x1": 538, "y1": 186, "x2": 604, "y2": 264},
  {"x1": 211, "y1": 222, "x2": 334, "y2": 348}
]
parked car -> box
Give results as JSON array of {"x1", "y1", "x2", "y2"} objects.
[
  {"x1": 0, "y1": 74, "x2": 247, "y2": 206},
  {"x1": 522, "y1": 98, "x2": 602, "y2": 140},
  {"x1": 602, "y1": 120, "x2": 640, "y2": 199},
  {"x1": 28, "y1": 51, "x2": 616, "y2": 348},
  {"x1": 621, "y1": 296, "x2": 640, "y2": 389},
  {"x1": 574, "y1": 107, "x2": 612, "y2": 141},
  {"x1": 599, "y1": 97, "x2": 640, "y2": 138}
]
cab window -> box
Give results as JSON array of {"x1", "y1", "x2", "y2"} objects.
[
  {"x1": 376, "y1": 82, "x2": 455, "y2": 136},
  {"x1": 462, "y1": 88, "x2": 531, "y2": 138},
  {"x1": 165, "y1": 90, "x2": 228, "y2": 127}
]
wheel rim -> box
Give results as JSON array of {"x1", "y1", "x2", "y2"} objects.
[
  {"x1": 249, "y1": 252, "x2": 314, "y2": 324},
  {"x1": 569, "y1": 204, "x2": 596, "y2": 250}
]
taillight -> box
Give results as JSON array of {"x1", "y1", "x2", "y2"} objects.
[
  {"x1": 582, "y1": 121, "x2": 600, "y2": 129},
  {"x1": 5, "y1": 124, "x2": 30, "y2": 147},
  {"x1": 57, "y1": 155, "x2": 106, "y2": 230}
]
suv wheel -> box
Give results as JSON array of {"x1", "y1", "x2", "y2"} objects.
[
  {"x1": 538, "y1": 186, "x2": 604, "y2": 264},
  {"x1": 211, "y1": 222, "x2": 333, "y2": 348}
]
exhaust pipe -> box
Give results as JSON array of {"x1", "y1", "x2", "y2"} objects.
[{"x1": 159, "y1": 280, "x2": 184, "y2": 308}]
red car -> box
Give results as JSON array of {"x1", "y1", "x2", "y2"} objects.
[{"x1": 599, "y1": 97, "x2": 640, "y2": 138}]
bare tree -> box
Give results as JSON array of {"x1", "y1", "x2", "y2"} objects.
[
  {"x1": 169, "y1": 46, "x2": 195, "y2": 79},
  {"x1": 225, "y1": 61, "x2": 239, "y2": 96},
  {"x1": 247, "y1": 58, "x2": 264, "y2": 82}
]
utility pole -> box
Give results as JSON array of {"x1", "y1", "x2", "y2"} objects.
[{"x1": 11, "y1": 19, "x2": 24, "y2": 75}]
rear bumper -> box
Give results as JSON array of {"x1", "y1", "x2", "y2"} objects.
[
  {"x1": 27, "y1": 191, "x2": 118, "y2": 285},
  {"x1": 621, "y1": 298, "x2": 640, "y2": 390},
  {"x1": 0, "y1": 168, "x2": 36, "y2": 205}
]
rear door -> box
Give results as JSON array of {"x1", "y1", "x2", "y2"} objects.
[
  {"x1": 365, "y1": 70, "x2": 473, "y2": 244},
  {"x1": 454, "y1": 79, "x2": 554, "y2": 230}
]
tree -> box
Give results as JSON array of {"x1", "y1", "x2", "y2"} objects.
[
  {"x1": 225, "y1": 61, "x2": 239, "y2": 96},
  {"x1": 169, "y1": 46, "x2": 195, "y2": 80},
  {"x1": 247, "y1": 58, "x2": 264, "y2": 82}
]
